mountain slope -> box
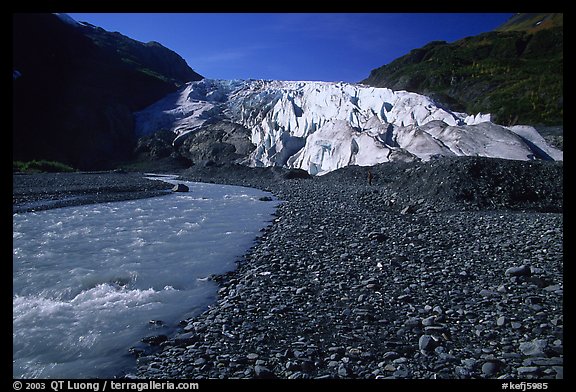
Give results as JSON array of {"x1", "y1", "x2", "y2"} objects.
[
  {"x1": 495, "y1": 13, "x2": 563, "y2": 33},
  {"x1": 12, "y1": 13, "x2": 202, "y2": 170},
  {"x1": 134, "y1": 79, "x2": 562, "y2": 176},
  {"x1": 361, "y1": 13, "x2": 563, "y2": 127}
]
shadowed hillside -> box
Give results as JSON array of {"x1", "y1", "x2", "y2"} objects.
[{"x1": 12, "y1": 13, "x2": 202, "y2": 170}]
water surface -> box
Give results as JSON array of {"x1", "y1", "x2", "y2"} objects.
[{"x1": 13, "y1": 177, "x2": 278, "y2": 378}]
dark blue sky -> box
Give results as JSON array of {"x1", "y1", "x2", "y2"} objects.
[{"x1": 68, "y1": 13, "x2": 514, "y2": 83}]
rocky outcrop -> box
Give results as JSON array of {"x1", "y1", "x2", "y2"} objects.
[
  {"x1": 134, "y1": 130, "x2": 177, "y2": 160},
  {"x1": 176, "y1": 121, "x2": 255, "y2": 167},
  {"x1": 131, "y1": 121, "x2": 255, "y2": 169}
]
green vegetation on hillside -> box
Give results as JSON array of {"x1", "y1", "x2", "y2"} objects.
[
  {"x1": 84, "y1": 28, "x2": 202, "y2": 87},
  {"x1": 496, "y1": 13, "x2": 563, "y2": 33},
  {"x1": 13, "y1": 160, "x2": 76, "y2": 173},
  {"x1": 362, "y1": 14, "x2": 563, "y2": 126}
]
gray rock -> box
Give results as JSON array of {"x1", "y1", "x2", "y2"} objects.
[
  {"x1": 254, "y1": 365, "x2": 276, "y2": 378},
  {"x1": 397, "y1": 294, "x2": 412, "y2": 302},
  {"x1": 481, "y1": 361, "x2": 500, "y2": 377},
  {"x1": 455, "y1": 366, "x2": 471, "y2": 378},
  {"x1": 432, "y1": 306, "x2": 443, "y2": 314},
  {"x1": 405, "y1": 317, "x2": 422, "y2": 327},
  {"x1": 419, "y1": 334, "x2": 437, "y2": 352},
  {"x1": 392, "y1": 357, "x2": 408, "y2": 364},
  {"x1": 505, "y1": 265, "x2": 531, "y2": 277},
  {"x1": 172, "y1": 183, "x2": 189, "y2": 192},
  {"x1": 383, "y1": 364, "x2": 396, "y2": 372},
  {"x1": 522, "y1": 357, "x2": 562, "y2": 366},
  {"x1": 461, "y1": 358, "x2": 478, "y2": 369},
  {"x1": 422, "y1": 316, "x2": 436, "y2": 326},
  {"x1": 176, "y1": 122, "x2": 255, "y2": 166},
  {"x1": 148, "y1": 319, "x2": 164, "y2": 326},
  {"x1": 194, "y1": 357, "x2": 206, "y2": 366},
  {"x1": 368, "y1": 232, "x2": 388, "y2": 242},
  {"x1": 553, "y1": 366, "x2": 563, "y2": 379},
  {"x1": 338, "y1": 364, "x2": 351, "y2": 378},
  {"x1": 393, "y1": 364, "x2": 411, "y2": 378},
  {"x1": 517, "y1": 366, "x2": 540, "y2": 376},
  {"x1": 479, "y1": 289, "x2": 500, "y2": 297},
  {"x1": 543, "y1": 284, "x2": 562, "y2": 292},
  {"x1": 400, "y1": 205, "x2": 415, "y2": 214},
  {"x1": 519, "y1": 339, "x2": 548, "y2": 357},
  {"x1": 141, "y1": 334, "x2": 168, "y2": 346},
  {"x1": 382, "y1": 351, "x2": 400, "y2": 361},
  {"x1": 173, "y1": 332, "x2": 198, "y2": 346},
  {"x1": 283, "y1": 169, "x2": 312, "y2": 179}
]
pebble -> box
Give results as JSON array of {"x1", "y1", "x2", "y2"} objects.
[
  {"x1": 511, "y1": 322, "x2": 523, "y2": 330},
  {"x1": 419, "y1": 335, "x2": 437, "y2": 352},
  {"x1": 479, "y1": 289, "x2": 499, "y2": 298},
  {"x1": 553, "y1": 366, "x2": 563, "y2": 379},
  {"x1": 481, "y1": 361, "x2": 500, "y2": 377},
  {"x1": 254, "y1": 365, "x2": 275, "y2": 379},
  {"x1": 384, "y1": 364, "x2": 396, "y2": 372},
  {"x1": 519, "y1": 339, "x2": 548, "y2": 357},
  {"x1": 505, "y1": 265, "x2": 532, "y2": 277},
  {"x1": 338, "y1": 364, "x2": 351, "y2": 377},
  {"x1": 382, "y1": 351, "x2": 400, "y2": 361},
  {"x1": 517, "y1": 366, "x2": 540, "y2": 376}
]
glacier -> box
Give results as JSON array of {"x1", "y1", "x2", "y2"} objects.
[{"x1": 135, "y1": 79, "x2": 562, "y2": 175}]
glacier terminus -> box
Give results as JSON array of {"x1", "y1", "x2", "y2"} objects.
[{"x1": 135, "y1": 79, "x2": 562, "y2": 176}]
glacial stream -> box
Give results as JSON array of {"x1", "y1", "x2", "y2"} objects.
[{"x1": 13, "y1": 176, "x2": 279, "y2": 379}]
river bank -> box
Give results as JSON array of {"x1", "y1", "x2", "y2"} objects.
[
  {"x1": 133, "y1": 157, "x2": 563, "y2": 380},
  {"x1": 12, "y1": 171, "x2": 174, "y2": 213}
]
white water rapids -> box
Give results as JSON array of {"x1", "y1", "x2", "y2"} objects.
[{"x1": 13, "y1": 176, "x2": 279, "y2": 378}]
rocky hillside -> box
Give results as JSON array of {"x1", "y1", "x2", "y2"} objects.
[
  {"x1": 12, "y1": 13, "x2": 202, "y2": 170},
  {"x1": 361, "y1": 13, "x2": 563, "y2": 127}
]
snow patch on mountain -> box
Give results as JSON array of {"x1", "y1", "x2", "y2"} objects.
[
  {"x1": 53, "y1": 13, "x2": 81, "y2": 27},
  {"x1": 134, "y1": 79, "x2": 562, "y2": 175}
]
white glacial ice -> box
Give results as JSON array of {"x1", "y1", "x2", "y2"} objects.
[{"x1": 135, "y1": 79, "x2": 562, "y2": 175}]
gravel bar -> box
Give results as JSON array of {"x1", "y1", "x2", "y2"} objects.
[
  {"x1": 12, "y1": 171, "x2": 173, "y2": 213},
  {"x1": 126, "y1": 157, "x2": 564, "y2": 380}
]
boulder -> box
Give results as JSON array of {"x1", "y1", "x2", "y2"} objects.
[
  {"x1": 172, "y1": 183, "x2": 189, "y2": 192},
  {"x1": 418, "y1": 334, "x2": 438, "y2": 352},
  {"x1": 254, "y1": 365, "x2": 276, "y2": 379},
  {"x1": 505, "y1": 265, "x2": 531, "y2": 277},
  {"x1": 141, "y1": 334, "x2": 168, "y2": 346}
]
